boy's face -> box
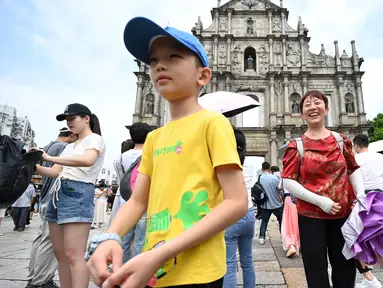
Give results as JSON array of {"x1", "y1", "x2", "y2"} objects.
[{"x1": 149, "y1": 37, "x2": 211, "y2": 101}]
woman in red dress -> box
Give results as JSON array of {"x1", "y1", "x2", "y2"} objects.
[{"x1": 282, "y1": 90, "x2": 365, "y2": 288}]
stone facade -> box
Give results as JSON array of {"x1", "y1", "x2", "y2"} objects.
[{"x1": 131, "y1": 0, "x2": 369, "y2": 166}]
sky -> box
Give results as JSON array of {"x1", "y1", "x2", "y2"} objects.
[{"x1": 1, "y1": 0, "x2": 382, "y2": 174}]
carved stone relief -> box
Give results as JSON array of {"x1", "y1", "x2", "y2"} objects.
[
  {"x1": 144, "y1": 93, "x2": 155, "y2": 115},
  {"x1": 255, "y1": 19, "x2": 267, "y2": 36},
  {"x1": 246, "y1": 18, "x2": 254, "y2": 35},
  {"x1": 219, "y1": 17, "x2": 228, "y2": 33},
  {"x1": 273, "y1": 18, "x2": 281, "y2": 32},
  {"x1": 286, "y1": 41, "x2": 300, "y2": 66},
  {"x1": 232, "y1": 44, "x2": 242, "y2": 72},
  {"x1": 273, "y1": 41, "x2": 282, "y2": 67},
  {"x1": 219, "y1": 45, "x2": 226, "y2": 64},
  {"x1": 234, "y1": 19, "x2": 242, "y2": 35},
  {"x1": 258, "y1": 44, "x2": 268, "y2": 74},
  {"x1": 240, "y1": 0, "x2": 264, "y2": 9}
]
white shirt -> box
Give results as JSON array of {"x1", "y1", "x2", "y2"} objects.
[
  {"x1": 355, "y1": 151, "x2": 383, "y2": 191},
  {"x1": 121, "y1": 149, "x2": 142, "y2": 171},
  {"x1": 59, "y1": 133, "x2": 106, "y2": 184},
  {"x1": 118, "y1": 149, "x2": 142, "y2": 205},
  {"x1": 242, "y1": 159, "x2": 254, "y2": 209}
]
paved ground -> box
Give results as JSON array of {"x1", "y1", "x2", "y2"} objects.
[{"x1": 0, "y1": 214, "x2": 382, "y2": 287}]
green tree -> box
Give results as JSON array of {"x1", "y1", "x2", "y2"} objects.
[{"x1": 368, "y1": 113, "x2": 383, "y2": 142}]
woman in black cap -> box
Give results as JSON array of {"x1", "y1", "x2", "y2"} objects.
[{"x1": 34, "y1": 103, "x2": 106, "y2": 288}]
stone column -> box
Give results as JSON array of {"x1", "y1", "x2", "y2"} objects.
[
  {"x1": 281, "y1": 11, "x2": 286, "y2": 34},
  {"x1": 269, "y1": 76, "x2": 276, "y2": 113},
  {"x1": 212, "y1": 77, "x2": 218, "y2": 92},
  {"x1": 226, "y1": 38, "x2": 232, "y2": 71},
  {"x1": 284, "y1": 77, "x2": 290, "y2": 113},
  {"x1": 269, "y1": 38, "x2": 274, "y2": 70},
  {"x1": 351, "y1": 40, "x2": 359, "y2": 72},
  {"x1": 228, "y1": 11, "x2": 232, "y2": 34},
  {"x1": 213, "y1": 37, "x2": 219, "y2": 70},
  {"x1": 302, "y1": 77, "x2": 308, "y2": 95},
  {"x1": 134, "y1": 77, "x2": 144, "y2": 118},
  {"x1": 226, "y1": 77, "x2": 231, "y2": 91},
  {"x1": 268, "y1": 11, "x2": 273, "y2": 34},
  {"x1": 355, "y1": 78, "x2": 365, "y2": 114},
  {"x1": 215, "y1": 11, "x2": 219, "y2": 34},
  {"x1": 338, "y1": 78, "x2": 346, "y2": 114},
  {"x1": 334, "y1": 41, "x2": 341, "y2": 72},
  {"x1": 300, "y1": 38, "x2": 306, "y2": 71},
  {"x1": 282, "y1": 37, "x2": 287, "y2": 71},
  {"x1": 270, "y1": 140, "x2": 278, "y2": 166}
]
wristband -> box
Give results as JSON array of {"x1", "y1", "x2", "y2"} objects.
[{"x1": 84, "y1": 233, "x2": 122, "y2": 261}]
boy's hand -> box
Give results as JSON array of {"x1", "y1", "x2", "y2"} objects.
[
  {"x1": 86, "y1": 240, "x2": 123, "y2": 286},
  {"x1": 101, "y1": 249, "x2": 164, "y2": 288}
]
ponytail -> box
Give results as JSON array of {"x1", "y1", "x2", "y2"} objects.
[
  {"x1": 233, "y1": 127, "x2": 247, "y2": 166},
  {"x1": 90, "y1": 114, "x2": 102, "y2": 136}
]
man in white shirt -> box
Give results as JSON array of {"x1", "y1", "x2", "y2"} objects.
[
  {"x1": 353, "y1": 134, "x2": 383, "y2": 288},
  {"x1": 120, "y1": 122, "x2": 153, "y2": 263},
  {"x1": 354, "y1": 134, "x2": 383, "y2": 192}
]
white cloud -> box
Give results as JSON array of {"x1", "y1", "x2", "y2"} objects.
[{"x1": 1, "y1": 0, "x2": 382, "y2": 170}]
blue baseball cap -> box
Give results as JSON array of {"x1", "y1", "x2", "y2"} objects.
[{"x1": 123, "y1": 17, "x2": 209, "y2": 68}]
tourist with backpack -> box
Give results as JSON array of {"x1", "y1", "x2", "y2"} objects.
[
  {"x1": 257, "y1": 162, "x2": 283, "y2": 245},
  {"x1": 34, "y1": 103, "x2": 106, "y2": 288},
  {"x1": 110, "y1": 139, "x2": 135, "y2": 225},
  {"x1": 117, "y1": 122, "x2": 152, "y2": 263},
  {"x1": 26, "y1": 127, "x2": 77, "y2": 288},
  {"x1": 86, "y1": 17, "x2": 247, "y2": 288},
  {"x1": 282, "y1": 90, "x2": 365, "y2": 288}
]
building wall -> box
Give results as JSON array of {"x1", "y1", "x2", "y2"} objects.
[
  {"x1": 0, "y1": 105, "x2": 36, "y2": 149},
  {"x1": 130, "y1": 0, "x2": 370, "y2": 166}
]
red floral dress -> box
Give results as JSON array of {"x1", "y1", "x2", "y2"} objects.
[{"x1": 281, "y1": 133, "x2": 359, "y2": 219}]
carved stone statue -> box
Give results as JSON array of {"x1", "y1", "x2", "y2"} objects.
[
  {"x1": 145, "y1": 94, "x2": 154, "y2": 115},
  {"x1": 345, "y1": 94, "x2": 355, "y2": 114},
  {"x1": 292, "y1": 100, "x2": 300, "y2": 114},
  {"x1": 246, "y1": 55, "x2": 254, "y2": 70},
  {"x1": 246, "y1": 18, "x2": 254, "y2": 35}
]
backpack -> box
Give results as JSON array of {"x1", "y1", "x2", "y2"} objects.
[
  {"x1": 0, "y1": 135, "x2": 43, "y2": 205},
  {"x1": 120, "y1": 155, "x2": 141, "y2": 201},
  {"x1": 251, "y1": 174, "x2": 268, "y2": 206},
  {"x1": 295, "y1": 131, "x2": 344, "y2": 179}
]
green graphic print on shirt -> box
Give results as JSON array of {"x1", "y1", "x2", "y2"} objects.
[{"x1": 145, "y1": 190, "x2": 211, "y2": 246}]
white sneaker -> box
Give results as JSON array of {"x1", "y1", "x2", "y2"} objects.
[
  {"x1": 259, "y1": 238, "x2": 265, "y2": 245},
  {"x1": 355, "y1": 277, "x2": 382, "y2": 288}
]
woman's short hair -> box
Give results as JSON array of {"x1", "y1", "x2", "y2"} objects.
[{"x1": 300, "y1": 90, "x2": 329, "y2": 113}]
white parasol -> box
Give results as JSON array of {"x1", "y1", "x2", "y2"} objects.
[{"x1": 198, "y1": 91, "x2": 260, "y2": 118}]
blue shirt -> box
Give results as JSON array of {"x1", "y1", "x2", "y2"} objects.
[
  {"x1": 260, "y1": 172, "x2": 282, "y2": 210},
  {"x1": 12, "y1": 184, "x2": 36, "y2": 208}
]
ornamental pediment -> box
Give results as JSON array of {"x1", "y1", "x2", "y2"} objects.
[{"x1": 220, "y1": 0, "x2": 280, "y2": 11}]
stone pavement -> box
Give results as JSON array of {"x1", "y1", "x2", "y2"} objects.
[{"x1": 1, "y1": 214, "x2": 382, "y2": 287}]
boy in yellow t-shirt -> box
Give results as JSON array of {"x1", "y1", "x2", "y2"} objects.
[{"x1": 86, "y1": 17, "x2": 248, "y2": 288}]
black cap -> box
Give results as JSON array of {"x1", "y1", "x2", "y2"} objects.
[{"x1": 56, "y1": 103, "x2": 92, "y2": 121}]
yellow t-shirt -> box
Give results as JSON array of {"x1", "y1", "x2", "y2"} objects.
[{"x1": 139, "y1": 109, "x2": 241, "y2": 287}]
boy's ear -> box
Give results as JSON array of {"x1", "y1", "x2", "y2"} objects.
[{"x1": 197, "y1": 67, "x2": 212, "y2": 87}]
